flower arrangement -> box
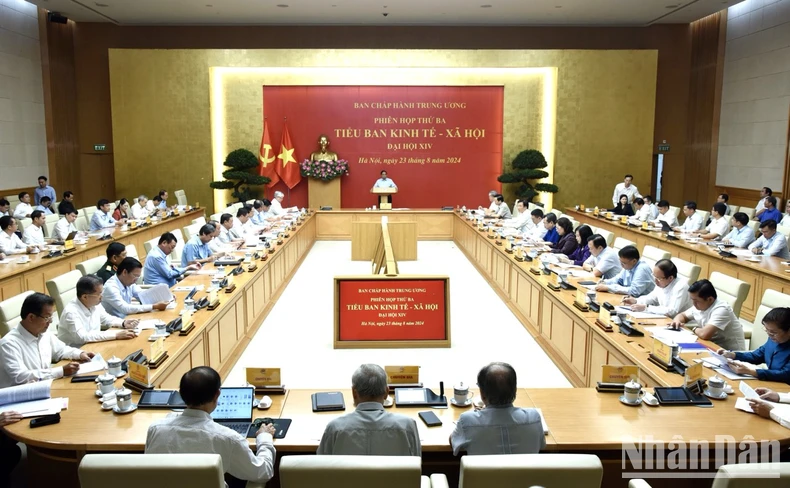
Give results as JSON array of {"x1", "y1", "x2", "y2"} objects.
[{"x1": 300, "y1": 159, "x2": 349, "y2": 182}]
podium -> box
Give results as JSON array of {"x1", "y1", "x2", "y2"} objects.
[{"x1": 371, "y1": 188, "x2": 397, "y2": 210}]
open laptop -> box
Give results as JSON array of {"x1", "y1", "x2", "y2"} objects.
[
  {"x1": 210, "y1": 387, "x2": 255, "y2": 436},
  {"x1": 51, "y1": 231, "x2": 79, "y2": 246},
  {"x1": 658, "y1": 220, "x2": 673, "y2": 232}
]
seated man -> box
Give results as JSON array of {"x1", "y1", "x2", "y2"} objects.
[
  {"x1": 491, "y1": 194, "x2": 511, "y2": 220},
  {"x1": 541, "y1": 213, "x2": 560, "y2": 245},
  {"x1": 758, "y1": 196, "x2": 782, "y2": 224},
  {"x1": 643, "y1": 195, "x2": 659, "y2": 220},
  {"x1": 90, "y1": 199, "x2": 123, "y2": 231},
  {"x1": 632, "y1": 198, "x2": 650, "y2": 222},
  {"x1": 35, "y1": 196, "x2": 54, "y2": 215},
  {"x1": 582, "y1": 234, "x2": 622, "y2": 279},
  {"x1": 206, "y1": 219, "x2": 228, "y2": 254},
  {"x1": 231, "y1": 208, "x2": 261, "y2": 239},
  {"x1": 755, "y1": 186, "x2": 772, "y2": 217},
  {"x1": 668, "y1": 279, "x2": 745, "y2": 351},
  {"x1": 271, "y1": 191, "x2": 297, "y2": 216},
  {"x1": 653, "y1": 200, "x2": 679, "y2": 228},
  {"x1": 12, "y1": 192, "x2": 32, "y2": 219},
  {"x1": 96, "y1": 242, "x2": 127, "y2": 283},
  {"x1": 251, "y1": 200, "x2": 271, "y2": 225},
  {"x1": 524, "y1": 208, "x2": 548, "y2": 241},
  {"x1": 145, "y1": 366, "x2": 275, "y2": 487},
  {"x1": 450, "y1": 362, "x2": 545, "y2": 455},
  {"x1": 622, "y1": 259, "x2": 691, "y2": 317},
  {"x1": 143, "y1": 232, "x2": 200, "y2": 286},
  {"x1": 0, "y1": 199, "x2": 9, "y2": 218},
  {"x1": 53, "y1": 208, "x2": 79, "y2": 240},
  {"x1": 157, "y1": 190, "x2": 169, "y2": 210},
  {"x1": 722, "y1": 212, "x2": 756, "y2": 248},
  {"x1": 782, "y1": 199, "x2": 790, "y2": 227},
  {"x1": 182, "y1": 224, "x2": 216, "y2": 267},
  {"x1": 58, "y1": 275, "x2": 137, "y2": 347},
  {"x1": 480, "y1": 190, "x2": 498, "y2": 216},
  {"x1": 698, "y1": 202, "x2": 729, "y2": 240},
  {"x1": 22, "y1": 210, "x2": 46, "y2": 247},
  {"x1": 0, "y1": 293, "x2": 94, "y2": 387},
  {"x1": 748, "y1": 386, "x2": 790, "y2": 429},
  {"x1": 147, "y1": 195, "x2": 163, "y2": 215},
  {"x1": 131, "y1": 195, "x2": 150, "y2": 220},
  {"x1": 748, "y1": 219, "x2": 790, "y2": 260},
  {"x1": 317, "y1": 364, "x2": 420, "y2": 456},
  {"x1": 497, "y1": 200, "x2": 532, "y2": 233},
  {"x1": 674, "y1": 201, "x2": 704, "y2": 233},
  {"x1": 0, "y1": 216, "x2": 33, "y2": 255},
  {"x1": 717, "y1": 193, "x2": 730, "y2": 216},
  {"x1": 595, "y1": 245, "x2": 655, "y2": 297},
  {"x1": 103, "y1": 257, "x2": 169, "y2": 319},
  {"x1": 57, "y1": 191, "x2": 76, "y2": 215}
]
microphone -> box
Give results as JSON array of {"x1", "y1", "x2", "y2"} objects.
[{"x1": 439, "y1": 381, "x2": 444, "y2": 400}]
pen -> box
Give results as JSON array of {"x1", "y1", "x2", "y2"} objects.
[{"x1": 637, "y1": 322, "x2": 656, "y2": 325}]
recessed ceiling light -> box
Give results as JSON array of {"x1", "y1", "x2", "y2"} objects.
[
  {"x1": 555, "y1": 5, "x2": 562, "y2": 8},
  {"x1": 276, "y1": 4, "x2": 289, "y2": 7},
  {"x1": 480, "y1": 4, "x2": 492, "y2": 8},
  {"x1": 205, "y1": 4, "x2": 212, "y2": 7}
]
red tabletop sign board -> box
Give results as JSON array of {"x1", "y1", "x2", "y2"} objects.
[{"x1": 334, "y1": 276, "x2": 450, "y2": 348}]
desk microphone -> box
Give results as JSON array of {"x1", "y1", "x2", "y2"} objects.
[{"x1": 439, "y1": 381, "x2": 444, "y2": 400}]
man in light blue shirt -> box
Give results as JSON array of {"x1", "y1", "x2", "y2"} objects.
[
  {"x1": 90, "y1": 199, "x2": 121, "y2": 231},
  {"x1": 722, "y1": 212, "x2": 755, "y2": 248},
  {"x1": 157, "y1": 190, "x2": 169, "y2": 210},
  {"x1": 373, "y1": 170, "x2": 397, "y2": 189},
  {"x1": 596, "y1": 245, "x2": 655, "y2": 297},
  {"x1": 35, "y1": 196, "x2": 54, "y2": 216},
  {"x1": 182, "y1": 224, "x2": 215, "y2": 267},
  {"x1": 748, "y1": 219, "x2": 790, "y2": 260},
  {"x1": 450, "y1": 362, "x2": 545, "y2": 456},
  {"x1": 583, "y1": 234, "x2": 622, "y2": 279},
  {"x1": 251, "y1": 200, "x2": 275, "y2": 225},
  {"x1": 102, "y1": 258, "x2": 168, "y2": 318},
  {"x1": 34, "y1": 176, "x2": 56, "y2": 206},
  {"x1": 143, "y1": 232, "x2": 200, "y2": 286}
]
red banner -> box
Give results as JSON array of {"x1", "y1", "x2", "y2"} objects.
[
  {"x1": 337, "y1": 279, "x2": 447, "y2": 341},
  {"x1": 262, "y1": 86, "x2": 503, "y2": 208}
]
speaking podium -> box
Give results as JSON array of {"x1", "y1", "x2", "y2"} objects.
[{"x1": 371, "y1": 187, "x2": 397, "y2": 210}]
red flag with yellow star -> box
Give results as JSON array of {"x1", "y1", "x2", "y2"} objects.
[
  {"x1": 258, "y1": 119, "x2": 280, "y2": 188},
  {"x1": 276, "y1": 122, "x2": 301, "y2": 189}
]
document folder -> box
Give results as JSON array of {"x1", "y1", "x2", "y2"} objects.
[{"x1": 311, "y1": 392, "x2": 345, "y2": 412}]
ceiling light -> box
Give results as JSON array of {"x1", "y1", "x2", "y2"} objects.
[
  {"x1": 205, "y1": 4, "x2": 213, "y2": 7},
  {"x1": 276, "y1": 4, "x2": 289, "y2": 7},
  {"x1": 480, "y1": 4, "x2": 492, "y2": 8},
  {"x1": 555, "y1": 5, "x2": 562, "y2": 8}
]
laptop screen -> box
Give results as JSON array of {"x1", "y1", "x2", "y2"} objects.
[{"x1": 210, "y1": 387, "x2": 254, "y2": 421}]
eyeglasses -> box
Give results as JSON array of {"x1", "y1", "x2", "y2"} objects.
[
  {"x1": 35, "y1": 314, "x2": 54, "y2": 322},
  {"x1": 763, "y1": 327, "x2": 779, "y2": 337}
]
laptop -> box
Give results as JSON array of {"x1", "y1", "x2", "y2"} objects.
[
  {"x1": 210, "y1": 387, "x2": 255, "y2": 436},
  {"x1": 52, "y1": 231, "x2": 79, "y2": 246},
  {"x1": 658, "y1": 220, "x2": 673, "y2": 232}
]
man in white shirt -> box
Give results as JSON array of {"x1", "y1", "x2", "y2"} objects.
[
  {"x1": 0, "y1": 293, "x2": 95, "y2": 388},
  {"x1": 207, "y1": 219, "x2": 231, "y2": 254},
  {"x1": 632, "y1": 198, "x2": 650, "y2": 222},
  {"x1": 0, "y1": 216, "x2": 33, "y2": 255},
  {"x1": 270, "y1": 191, "x2": 297, "y2": 216},
  {"x1": 653, "y1": 200, "x2": 679, "y2": 228},
  {"x1": 12, "y1": 192, "x2": 32, "y2": 219},
  {"x1": 497, "y1": 200, "x2": 532, "y2": 233},
  {"x1": 251, "y1": 200, "x2": 275, "y2": 225},
  {"x1": 218, "y1": 214, "x2": 241, "y2": 245},
  {"x1": 781, "y1": 199, "x2": 790, "y2": 227},
  {"x1": 668, "y1": 279, "x2": 745, "y2": 351},
  {"x1": 612, "y1": 174, "x2": 641, "y2": 207},
  {"x1": 58, "y1": 275, "x2": 137, "y2": 347},
  {"x1": 748, "y1": 219, "x2": 790, "y2": 260},
  {"x1": 749, "y1": 388, "x2": 790, "y2": 430},
  {"x1": 524, "y1": 209, "x2": 548, "y2": 241},
  {"x1": 674, "y1": 201, "x2": 704, "y2": 233},
  {"x1": 102, "y1": 257, "x2": 169, "y2": 319},
  {"x1": 53, "y1": 208, "x2": 79, "y2": 241},
  {"x1": 698, "y1": 202, "x2": 729, "y2": 240},
  {"x1": 717, "y1": 193, "x2": 730, "y2": 216},
  {"x1": 131, "y1": 195, "x2": 150, "y2": 220},
  {"x1": 582, "y1": 234, "x2": 622, "y2": 279},
  {"x1": 231, "y1": 208, "x2": 260, "y2": 239},
  {"x1": 643, "y1": 195, "x2": 659, "y2": 220},
  {"x1": 0, "y1": 198, "x2": 10, "y2": 218},
  {"x1": 481, "y1": 190, "x2": 498, "y2": 216},
  {"x1": 145, "y1": 366, "x2": 276, "y2": 486},
  {"x1": 22, "y1": 210, "x2": 47, "y2": 246},
  {"x1": 491, "y1": 194, "x2": 511, "y2": 219},
  {"x1": 622, "y1": 259, "x2": 691, "y2": 317},
  {"x1": 722, "y1": 212, "x2": 756, "y2": 248},
  {"x1": 754, "y1": 186, "x2": 772, "y2": 217}
]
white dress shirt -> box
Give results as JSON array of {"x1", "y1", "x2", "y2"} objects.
[
  {"x1": 131, "y1": 202, "x2": 150, "y2": 220},
  {"x1": 218, "y1": 227, "x2": 233, "y2": 243},
  {"x1": 373, "y1": 177, "x2": 397, "y2": 188},
  {"x1": 502, "y1": 212, "x2": 533, "y2": 233},
  {"x1": 23, "y1": 224, "x2": 45, "y2": 246},
  {"x1": 101, "y1": 274, "x2": 153, "y2": 318},
  {"x1": 90, "y1": 210, "x2": 116, "y2": 231},
  {"x1": 270, "y1": 199, "x2": 285, "y2": 216},
  {"x1": 57, "y1": 298, "x2": 124, "y2": 347},
  {"x1": 769, "y1": 393, "x2": 790, "y2": 429},
  {"x1": 525, "y1": 219, "x2": 548, "y2": 241},
  {"x1": 781, "y1": 214, "x2": 790, "y2": 227},
  {"x1": 705, "y1": 216, "x2": 730, "y2": 239},
  {"x1": 53, "y1": 218, "x2": 76, "y2": 240},
  {"x1": 317, "y1": 402, "x2": 420, "y2": 456},
  {"x1": 748, "y1": 232, "x2": 790, "y2": 260},
  {"x1": 634, "y1": 205, "x2": 651, "y2": 222},
  {"x1": 682, "y1": 299, "x2": 745, "y2": 351},
  {"x1": 0, "y1": 326, "x2": 84, "y2": 388},
  {"x1": 755, "y1": 197, "x2": 767, "y2": 213},
  {"x1": 13, "y1": 202, "x2": 32, "y2": 219},
  {"x1": 656, "y1": 212, "x2": 679, "y2": 228},
  {"x1": 146, "y1": 409, "x2": 275, "y2": 485},
  {"x1": 612, "y1": 183, "x2": 641, "y2": 206},
  {"x1": 647, "y1": 203, "x2": 659, "y2": 220},
  {"x1": 0, "y1": 230, "x2": 27, "y2": 254},
  {"x1": 680, "y1": 211, "x2": 704, "y2": 232},
  {"x1": 635, "y1": 278, "x2": 691, "y2": 317}
]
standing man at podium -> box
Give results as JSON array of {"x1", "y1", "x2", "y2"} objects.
[{"x1": 373, "y1": 170, "x2": 397, "y2": 204}]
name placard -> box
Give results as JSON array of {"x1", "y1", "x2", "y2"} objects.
[
  {"x1": 642, "y1": 221, "x2": 649, "y2": 230},
  {"x1": 621, "y1": 215, "x2": 628, "y2": 224},
  {"x1": 684, "y1": 362, "x2": 703, "y2": 387},
  {"x1": 598, "y1": 307, "x2": 610, "y2": 326},
  {"x1": 580, "y1": 204, "x2": 586, "y2": 211},
  {"x1": 145, "y1": 216, "x2": 151, "y2": 225},
  {"x1": 575, "y1": 288, "x2": 587, "y2": 305},
  {"x1": 128, "y1": 360, "x2": 149, "y2": 385},
  {"x1": 130, "y1": 220, "x2": 138, "y2": 229},
  {"x1": 505, "y1": 239, "x2": 512, "y2": 251},
  {"x1": 64, "y1": 240, "x2": 74, "y2": 251},
  {"x1": 552, "y1": 272, "x2": 561, "y2": 286},
  {"x1": 209, "y1": 289, "x2": 218, "y2": 303},
  {"x1": 150, "y1": 337, "x2": 165, "y2": 361},
  {"x1": 601, "y1": 365, "x2": 640, "y2": 384},
  {"x1": 385, "y1": 365, "x2": 420, "y2": 385},
  {"x1": 182, "y1": 309, "x2": 194, "y2": 329},
  {"x1": 652, "y1": 337, "x2": 675, "y2": 364},
  {"x1": 173, "y1": 207, "x2": 179, "y2": 215},
  {"x1": 246, "y1": 367, "x2": 281, "y2": 387}
]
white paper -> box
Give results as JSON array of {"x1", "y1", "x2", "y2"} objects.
[
  {"x1": 644, "y1": 326, "x2": 698, "y2": 343},
  {"x1": 196, "y1": 269, "x2": 217, "y2": 275},
  {"x1": 731, "y1": 249, "x2": 757, "y2": 257},
  {"x1": 0, "y1": 259, "x2": 12, "y2": 264},
  {"x1": 77, "y1": 354, "x2": 107, "y2": 374},
  {"x1": 615, "y1": 307, "x2": 666, "y2": 319},
  {"x1": 166, "y1": 301, "x2": 177, "y2": 310},
  {"x1": 0, "y1": 397, "x2": 63, "y2": 418},
  {"x1": 135, "y1": 319, "x2": 165, "y2": 331},
  {"x1": 739, "y1": 381, "x2": 759, "y2": 400},
  {"x1": 173, "y1": 285, "x2": 203, "y2": 292},
  {"x1": 734, "y1": 397, "x2": 754, "y2": 413},
  {"x1": 0, "y1": 380, "x2": 52, "y2": 406},
  {"x1": 138, "y1": 284, "x2": 173, "y2": 305},
  {"x1": 534, "y1": 408, "x2": 550, "y2": 435},
  {"x1": 699, "y1": 360, "x2": 752, "y2": 380},
  {"x1": 707, "y1": 350, "x2": 730, "y2": 368},
  {"x1": 569, "y1": 270, "x2": 594, "y2": 279}
]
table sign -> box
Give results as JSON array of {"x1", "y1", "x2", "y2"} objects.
[
  {"x1": 601, "y1": 365, "x2": 640, "y2": 384},
  {"x1": 621, "y1": 216, "x2": 628, "y2": 224},
  {"x1": 207, "y1": 288, "x2": 220, "y2": 310},
  {"x1": 126, "y1": 361, "x2": 151, "y2": 390},
  {"x1": 64, "y1": 239, "x2": 74, "y2": 252},
  {"x1": 148, "y1": 337, "x2": 168, "y2": 368},
  {"x1": 595, "y1": 306, "x2": 613, "y2": 332},
  {"x1": 649, "y1": 337, "x2": 677, "y2": 371},
  {"x1": 580, "y1": 204, "x2": 585, "y2": 211},
  {"x1": 573, "y1": 288, "x2": 590, "y2": 312},
  {"x1": 225, "y1": 274, "x2": 236, "y2": 293},
  {"x1": 180, "y1": 308, "x2": 195, "y2": 335},
  {"x1": 529, "y1": 255, "x2": 542, "y2": 275},
  {"x1": 514, "y1": 246, "x2": 524, "y2": 261},
  {"x1": 146, "y1": 216, "x2": 151, "y2": 225},
  {"x1": 130, "y1": 220, "x2": 138, "y2": 229},
  {"x1": 642, "y1": 221, "x2": 649, "y2": 230},
  {"x1": 548, "y1": 270, "x2": 562, "y2": 291},
  {"x1": 385, "y1": 365, "x2": 421, "y2": 389},
  {"x1": 684, "y1": 362, "x2": 703, "y2": 388},
  {"x1": 593, "y1": 207, "x2": 599, "y2": 216}
]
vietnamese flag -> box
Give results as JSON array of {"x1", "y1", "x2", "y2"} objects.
[
  {"x1": 276, "y1": 122, "x2": 301, "y2": 189},
  {"x1": 258, "y1": 119, "x2": 280, "y2": 188}
]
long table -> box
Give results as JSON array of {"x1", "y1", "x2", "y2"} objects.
[
  {"x1": 3, "y1": 210, "x2": 789, "y2": 488},
  {"x1": 0, "y1": 211, "x2": 203, "y2": 301},
  {"x1": 565, "y1": 208, "x2": 790, "y2": 322}
]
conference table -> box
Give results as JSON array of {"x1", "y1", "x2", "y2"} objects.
[{"x1": 4, "y1": 209, "x2": 789, "y2": 488}]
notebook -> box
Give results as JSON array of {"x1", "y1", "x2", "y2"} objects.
[
  {"x1": 311, "y1": 391, "x2": 345, "y2": 412},
  {"x1": 211, "y1": 387, "x2": 255, "y2": 435}
]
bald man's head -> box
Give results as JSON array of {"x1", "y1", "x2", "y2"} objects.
[{"x1": 477, "y1": 362, "x2": 517, "y2": 406}]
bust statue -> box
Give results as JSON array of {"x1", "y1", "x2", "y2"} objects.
[{"x1": 309, "y1": 134, "x2": 338, "y2": 162}]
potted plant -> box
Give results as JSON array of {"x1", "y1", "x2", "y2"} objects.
[
  {"x1": 210, "y1": 148, "x2": 270, "y2": 202},
  {"x1": 497, "y1": 149, "x2": 558, "y2": 202}
]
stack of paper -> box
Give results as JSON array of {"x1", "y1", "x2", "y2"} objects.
[
  {"x1": 138, "y1": 284, "x2": 174, "y2": 305},
  {"x1": 644, "y1": 325, "x2": 699, "y2": 344},
  {"x1": 0, "y1": 380, "x2": 65, "y2": 418},
  {"x1": 77, "y1": 353, "x2": 107, "y2": 374},
  {"x1": 615, "y1": 307, "x2": 667, "y2": 320}
]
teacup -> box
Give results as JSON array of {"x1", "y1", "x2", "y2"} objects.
[
  {"x1": 107, "y1": 356, "x2": 122, "y2": 377},
  {"x1": 708, "y1": 376, "x2": 725, "y2": 397},
  {"x1": 244, "y1": 252, "x2": 252, "y2": 262},
  {"x1": 18, "y1": 256, "x2": 30, "y2": 263},
  {"x1": 115, "y1": 388, "x2": 133, "y2": 411},
  {"x1": 98, "y1": 374, "x2": 116, "y2": 395},
  {"x1": 121, "y1": 224, "x2": 128, "y2": 231},
  {"x1": 453, "y1": 382, "x2": 474, "y2": 405},
  {"x1": 558, "y1": 271, "x2": 569, "y2": 283},
  {"x1": 624, "y1": 380, "x2": 643, "y2": 404},
  {"x1": 154, "y1": 323, "x2": 167, "y2": 336},
  {"x1": 184, "y1": 298, "x2": 195, "y2": 312}
]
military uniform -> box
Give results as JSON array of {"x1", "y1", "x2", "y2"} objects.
[{"x1": 96, "y1": 261, "x2": 116, "y2": 284}]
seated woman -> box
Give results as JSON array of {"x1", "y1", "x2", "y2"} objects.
[
  {"x1": 610, "y1": 194, "x2": 634, "y2": 216},
  {"x1": 112, "y1": 199, "x2": 130, "y2": 221},
  {"x1": 550, "y1": 217, "x2": 578, "y2": 257},
  {"x1": 717, "y1": 307, "x2": 790, "y2": 383},
  {"x1": 566, "y1": 224, "x2": 593, "y2": 266}
]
